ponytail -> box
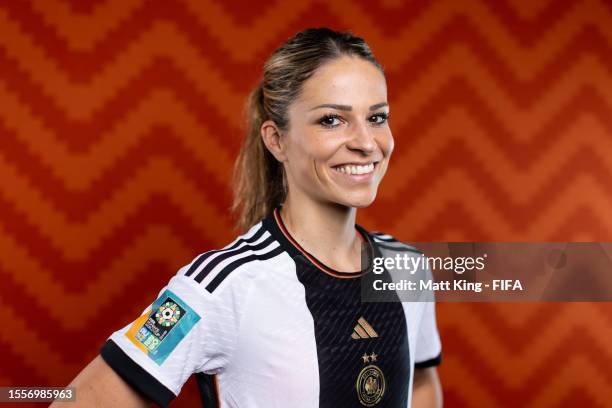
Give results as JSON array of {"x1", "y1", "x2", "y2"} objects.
[{"x1": 231, "y1": 84, "x2": 286, "y2": 232}]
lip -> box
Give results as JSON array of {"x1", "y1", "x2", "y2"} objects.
[{"x1": 332, "y1": 161, "x2": 379, "y2": 167}]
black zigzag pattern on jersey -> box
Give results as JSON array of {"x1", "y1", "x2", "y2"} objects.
[
  {"x1": 184, "y1": 225, "x2": 266, "y2": 277},
  {"x1": 204, "y1": 245, "x2": 284, "y2": 292},
  {"x1": 193, "y1": 234, "x2": 275, "y2": 283},
  {"x1": 294, "y1": 255, "x2": 411, "y2": 408}
]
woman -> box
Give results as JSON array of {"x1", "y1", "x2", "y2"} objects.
[{"x1": 53, "y1": 27, "x2": 442, "y2": 408}]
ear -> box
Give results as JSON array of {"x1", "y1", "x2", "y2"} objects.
[{"x1": 260, "y1": 120, "x2": 288, "y2": 162}]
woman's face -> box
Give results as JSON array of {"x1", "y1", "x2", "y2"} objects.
[{"x1": 275, "y1": 55, "x2": 394, "y2": 208}]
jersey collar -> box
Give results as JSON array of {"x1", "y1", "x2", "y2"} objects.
[{"x1": 262, "y1": 206, "x2": 378, "y2": 279}]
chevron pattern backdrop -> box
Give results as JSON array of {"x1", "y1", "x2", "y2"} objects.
[{"x1": 1, "y1": 0, "x2": 612, "y2": 406}]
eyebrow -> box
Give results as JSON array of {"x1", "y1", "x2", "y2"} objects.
[{"x1": 309, "y1": 102, "x2": 389, "y2": 111}]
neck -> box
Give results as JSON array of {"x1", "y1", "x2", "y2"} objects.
[{"x1": 280, "y1": 191, "x2": 362, "y2": 272}]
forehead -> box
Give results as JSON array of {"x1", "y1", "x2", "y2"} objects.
[{"x1": 293, "y1": 56, "x2": 387, "y2": 109}]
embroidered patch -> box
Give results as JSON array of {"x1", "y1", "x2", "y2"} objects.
[{"x1": 126, "y1": 289, "x2": 200, "y2": 365}]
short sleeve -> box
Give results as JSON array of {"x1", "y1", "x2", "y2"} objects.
[
  {"x1": 414, "y1": 300, "x2": 442, "y2": 368},
  {"x1": 100, "y1": 262, "x2": 247, "y2": 407}
]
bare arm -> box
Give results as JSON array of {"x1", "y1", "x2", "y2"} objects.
[
  {"x1": 50, "y1": 355, "x2": 149, "y2": 408},
  {"x1": 411, "y1": 367, "x2": 443, "y2": 408}
]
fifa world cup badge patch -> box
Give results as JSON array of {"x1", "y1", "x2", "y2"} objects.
[
  {"x1": 126, "y1": 289, "x2": 200, "y2": 365},
  {"x1": 155, "y1": 301, "x2": 183, "y2": 328}
]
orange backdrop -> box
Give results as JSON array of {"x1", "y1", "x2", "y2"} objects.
[{"x1": 1, "y1": 0, "x2": 612, "y2": 407}]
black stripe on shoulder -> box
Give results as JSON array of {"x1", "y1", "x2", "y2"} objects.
[
  {"x1": 193, "y1": 235, "x2": 275, "y2": 283},
  {"x1": 205, "y1": 245, "x2": 285, "y2": 293},
  {"x1": 375, "y1": 241, "x2": 423, "y2": 255},
  {"x1": 100, "y1": 339, "x2": 175, "y2": 408},
  {"x1": 370, "y1": 232, "x2": 424, "y2": 255},
  {"x1": 371, "y1": 232, "x2": 399, "y2": 243},
  {"x1": 414, "y1": 352, "x2": 442, "y2": 369},
  {"x1": 184, "y1": 226, "x2": 266, "y2": 277}
]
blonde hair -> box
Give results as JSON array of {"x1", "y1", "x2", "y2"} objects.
[{"x1": 232, "y1": 28, "x2": 383, "y2": 231}]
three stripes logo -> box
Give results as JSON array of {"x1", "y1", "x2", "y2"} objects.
[{"x1": 351, "y1": 317, "x2": 379, "y2": 340}]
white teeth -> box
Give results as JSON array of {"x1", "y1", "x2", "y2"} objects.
[{"x1": 334, "y1": 163, "x2": 375, "y2": 175}]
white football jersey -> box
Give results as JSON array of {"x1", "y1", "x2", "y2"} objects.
[{"x1": 100, "y1": 206, "x2": 442, "y2": 407}]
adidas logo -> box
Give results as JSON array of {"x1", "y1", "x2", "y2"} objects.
[{"x1": 351, "y1": 317, "x2": 379, "y2": 339}]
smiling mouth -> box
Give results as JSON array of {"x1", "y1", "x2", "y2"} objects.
[{"x1": 331, "y1": 161, "x2": 378, "y2": 176}]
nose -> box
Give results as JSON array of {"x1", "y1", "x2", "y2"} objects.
[{"x1": 346, "y1": 122, "x2": 377, "y2": 154}]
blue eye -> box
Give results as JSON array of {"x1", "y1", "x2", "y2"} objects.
[
  {"x1": 319, "y1": 114, "x2": 342, "y2": 128},
  {"x1": 370, "y1": 112, "x2": 389, "y2": 125}
]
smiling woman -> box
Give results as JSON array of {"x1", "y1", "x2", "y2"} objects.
[
  {"x1": 262, "y1": 54, "x2": 393, "y2": 239},
  {"x1": 52, "y1": 28, "x2": 442, "y2": 408},
  {"x1": 264, "y1": 55, "x2": 393, "y2": 210}
]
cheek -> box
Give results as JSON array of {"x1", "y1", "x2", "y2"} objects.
[
  {"x1": 296, "y1": 134, "x2": 343, "y2": 165},
  {"x1": 379, "y1": 131, "x2": 394, "y2": 157},
  {"x1": 285, "y1": 133, "x2": 333, "y2": 177}
]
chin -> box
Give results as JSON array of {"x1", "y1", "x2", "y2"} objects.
[{"x1": 335, "y1": 189, "x2": 378, "y2": 208}]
